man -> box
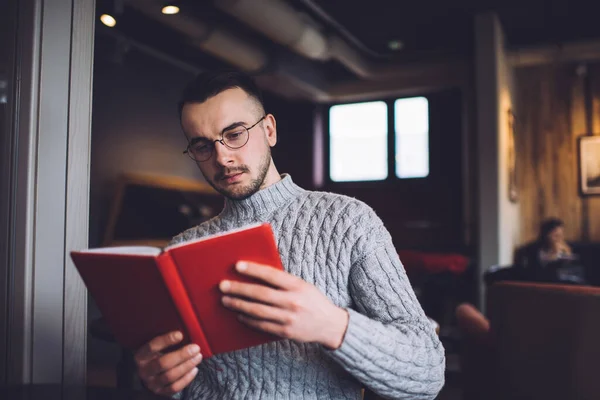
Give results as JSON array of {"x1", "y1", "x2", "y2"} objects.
[{"x1": 134, "y1": 70, "x2": 445, "y2": 399}]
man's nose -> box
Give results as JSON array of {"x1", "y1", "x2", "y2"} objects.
[{"x1": 214, "y1": 141, "x2": 234, "y2": 165}]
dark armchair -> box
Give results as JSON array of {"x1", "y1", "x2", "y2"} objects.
[{"x1": 456, "y1": 281, "x2": 600, "y2": 400}]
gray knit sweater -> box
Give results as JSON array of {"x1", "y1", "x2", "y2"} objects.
[{"x1": 171, "y1": 175, "x2": 445, "y2": 400}]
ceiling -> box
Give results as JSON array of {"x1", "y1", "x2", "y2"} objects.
[
  {"x1": 307, "y1": 0, "x2": 600, "y2": 56},
  {"x1": 95, "y1": 0, "x2": 600, "y2": 101}
]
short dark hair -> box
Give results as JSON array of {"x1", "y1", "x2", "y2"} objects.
[
  {"x1": 178, "y1": 69, "x2": 265, "y2": 118},
  {"x1": 539, "y1": 218, "x2": 564, "y2": 241}
]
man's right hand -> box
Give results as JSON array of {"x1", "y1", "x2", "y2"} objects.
[{"x1": 134, "y1": 331, "x2": 203, "y2": 396}]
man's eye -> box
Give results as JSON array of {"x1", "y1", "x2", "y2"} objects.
[
  {"x1": 224, "y1": 131, "x2": 244, "y2": 141},
  {"x1": 192, "y1": 142, "x2": 211, "y2": 152}
]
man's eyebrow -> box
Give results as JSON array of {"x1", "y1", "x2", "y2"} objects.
[{"x1": 221, "y1": 121, "x2": 247, "y2": 133}]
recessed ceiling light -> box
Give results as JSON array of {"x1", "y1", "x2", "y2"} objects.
[
  {"x1": 388, "y1": 40, "x2": 404, "y2": 51},
  {"x1": 162, "y1": 5, "x2": 180, "y2": 15},
  {"x1": 100, "y1": 14, "x2": 117, "y2": 27}
]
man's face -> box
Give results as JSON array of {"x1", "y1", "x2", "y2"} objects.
[{"x1": 180, "y1": 88, "x2": 278, "y2": 200}]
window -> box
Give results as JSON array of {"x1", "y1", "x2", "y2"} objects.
[
  {"x1": 328, "y1": 97, "x2": 429, "y2": 182},
  {"x1": 395, "y1": 97, "x2": 429, "y2": 178},
  {"x1": 329, "y1": 101, "x2": 388, "y2": 182}
]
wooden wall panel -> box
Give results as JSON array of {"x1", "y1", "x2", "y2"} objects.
[
  {"x1": 515, "y1": 68, "x2": 535, "y2": 243},
  {"x1": 589, "y1": 64, "x2": 600, "y2": 242},
  {"x1": 568, "y1": 68, "x2": 588, "y2": 242},
  {"x1": 515, "y1": 63, "x2": 599, "y2": 245}
]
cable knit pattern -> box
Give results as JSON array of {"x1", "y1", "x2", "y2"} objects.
[{"x1": 170, "y1": 175, "x2": 445, "y2": 400}]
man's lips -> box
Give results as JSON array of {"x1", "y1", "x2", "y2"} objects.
[{"x1": 220, "y1": 172, "x2": 244, "y2": 181}]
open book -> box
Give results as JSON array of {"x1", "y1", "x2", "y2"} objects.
[{"x1": 71, "y1": 223, "x2": 283, "y2": 357}]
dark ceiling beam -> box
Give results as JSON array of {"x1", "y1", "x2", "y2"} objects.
[
  {"x1": 120, "y1": 0, "x2": 337, "y2": 101},
  {"x1": 215, "y1": 0, "x2": 456, "y2": 81},
  {"x1": 125, "y1": 0, "x2": 269, "y2": 72},
  {"x1": 264, "y1": 50, "x2": 332, "y2": 100},
  {"x1": 508, "y1": 39, "x2": 600, "y2": 67},
  {"x1": 295, "y1": 0, "x2": 392, "y2": 60},
  {"x1": 96, "y1": 25, "x2": 204, "y2": 75}
]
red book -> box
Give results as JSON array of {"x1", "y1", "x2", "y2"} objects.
[{"x1": 71, "y1": 223, "x2": 283, "y2": 358}]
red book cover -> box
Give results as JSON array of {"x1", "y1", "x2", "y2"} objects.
[{"x1": 71, "y1": 223, "x2": 283, "y2": 356}]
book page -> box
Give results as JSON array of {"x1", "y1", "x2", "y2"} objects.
[
  {"x1": 78, "y1": 246, "x2": 161, "y2": 256},
  {"x1": 164, "y1": 222, "x2": 265, "y2": 251}
]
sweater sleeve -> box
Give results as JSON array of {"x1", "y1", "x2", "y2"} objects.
[{"x1": 327, "y1": 214, "x2": 445, "y2": 400}]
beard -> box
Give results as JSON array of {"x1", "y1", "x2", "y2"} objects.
[{"x1": 206, "y1": 147, "x2": 272, "y2": 200}]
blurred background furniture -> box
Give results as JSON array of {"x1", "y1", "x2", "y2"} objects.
[
  {"x1": 456, "y1": 281, "x2": 600, "y2": 400},
  {"x1": 102, "y1": 172, "x2": 222, "y2": 248},
  {"x1": 484, "y1": 261, "x2": 588, "y2": 287},
  {"x1": 400, "y1": 248, "x2": 473, "y2": 389},
  {"x1": 455, "y1": 303, "x2": 494, "y2": 400},
  {"x1": 570, "y1": 242, "x2": 600, "y2": 285},
  {"x1": 401, "y1": 249, "x2": 471, "y2": 328}
]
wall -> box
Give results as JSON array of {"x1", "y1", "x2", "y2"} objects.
[
  {"x1": 475, "y1": 13, "x2": 521, "y2": 307},
  {"x1": 497, "y1": 33, "x2": 521, "y2": 265},
  {"x1": 262, "y1": 93, "x2": 316, "y2": 191},
  {"x1": 515, "y1": 62, "x2": 600, "y2": 244},
  {"x1": 90, "y1": 36, "x2": 200, "y2": 247}
]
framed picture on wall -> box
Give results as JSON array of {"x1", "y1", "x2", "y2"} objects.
[{"x1": 579, "y1": 135, "x2": 600, "y2": 195}]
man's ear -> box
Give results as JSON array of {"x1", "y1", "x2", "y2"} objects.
[{"x1": 264, "y1": 114, "x2": 277, "y2": 147}]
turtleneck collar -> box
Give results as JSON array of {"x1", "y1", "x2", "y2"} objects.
[{"x1": 219, "y1": 174, "x2": 305, "y2": 222}]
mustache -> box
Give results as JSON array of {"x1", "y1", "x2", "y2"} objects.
[{"x1": 215, "y1": 166, "x2": 249, "y2": 180}]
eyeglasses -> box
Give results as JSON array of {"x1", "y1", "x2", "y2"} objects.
[{"x1": 183, "y1": 116, "x2": 266, "y2": 162}]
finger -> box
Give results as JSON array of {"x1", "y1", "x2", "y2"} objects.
[
  {"x1": 135, "y1": 331, "x2": 183, "y2": 365},
  {"x1": 235, "y1": 261, "x2": 301, "y2": 290},
  {"x1": 154, "y1": 352, "x2": 203, "y2": 387},
  {"x1": 142, "y1": 343, "x2": 201, "y2": 378},
  {"x1": 222, "y1": 295, "x2": 290, "y2": 323},
  {"x1": 219, "y1": 280, "x2": 284, "y2": 306},
  {"x1": 239, "y1": 315, "x2": 291, "y2": 338},
  {"x1": 155, "y1": 367, "x2": 199, "y2": 396}
]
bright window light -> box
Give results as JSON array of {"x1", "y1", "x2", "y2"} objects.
[
  {"x1": 395, "y1": 97, "x2": 429, "y2": 178},
  {"x1": 329, "y1": 101, "x2": 388, "y2": 182}
]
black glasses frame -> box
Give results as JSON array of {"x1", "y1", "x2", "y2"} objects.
[{"x1": 183, "y1": 115, "x2": 266, "y2": 162}]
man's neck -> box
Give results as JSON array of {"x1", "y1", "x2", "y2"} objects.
[
  {"x1": 258, "y1": 163, "x2": 282, "y2": 192},
  {"x1": 220, "y1": 174, "x2": 303, "y2": 221}
]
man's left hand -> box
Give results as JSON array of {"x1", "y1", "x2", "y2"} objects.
[{"x1": 219, "y1": 261, "x2": 349, "y2": 350}]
